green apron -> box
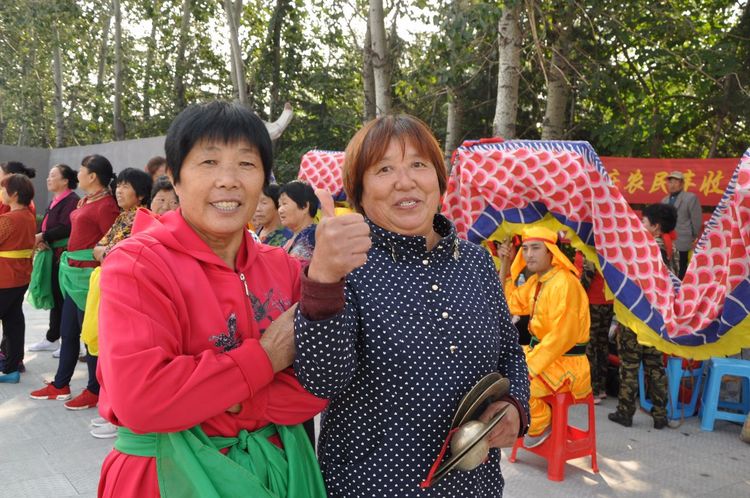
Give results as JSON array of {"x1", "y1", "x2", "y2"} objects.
[
  {"x1": 28, "y1": 238, "x2": 68, "y2": 310},
  {"x1": 115, "y1": 423, "x2": 327, "y2": 498},
  {"x1": 58, "y1": 249, "x2": 95, "y2": 311}
]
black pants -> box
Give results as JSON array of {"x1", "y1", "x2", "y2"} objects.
[
  {"x1": 53, "y1": 295, "x2": 99, "y2": 394},
  {"x1": 45, "y1": 258, "x2": 64, "y2": 343},
  {"x1": 0, "y1": 285, "x2": 28, "y2": 374},
  {"x1": 678, "y1": 250, "x2": 689, "y2": 280},
  {"x1": 303, "y1": 418, "x2": 316, "y2": 450}
]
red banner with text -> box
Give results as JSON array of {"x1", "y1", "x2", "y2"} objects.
[{"x1": 599, "y1": 157, "x2": 738, "y2": 210}]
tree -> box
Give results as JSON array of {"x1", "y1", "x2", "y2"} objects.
[
  {"x1": 493, "y1": 2, "x2": 522, "y2": 138},
  {"x1": 540, "y1": 0, "x2": 574, "y2": 140},
  {"x1": 174, "y1": 0, "x2": 191, "y2": 111},
  {"x1": 112, "y1": 0, "x2": 125, "y2": 140},
  {"x1": 362, "y1": 20, "x2": 377, "y2": 122},
  {"x1": 52, "y1": 21, "x2": 65, "y2": 147},
  {"x1": 141, "y1": 0, "x2": 162, "y2": 119},
  {"x1": 369, "y1": 0, "x2": 391, "y2": 116},
  {"x1": 223, "y1": 0, "x2": 247, "y2": 106}
]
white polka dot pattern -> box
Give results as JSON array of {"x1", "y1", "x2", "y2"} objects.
[{"x1": 295, "y1": 214, "x2": 530, "y2": 497}]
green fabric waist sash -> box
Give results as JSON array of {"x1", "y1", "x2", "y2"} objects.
[
  {"x1": 529, "y1": 336, "x2": 589, "y2": 356},
  {"x1": 28, "y1": 238, "x2": 68, "y2": 310},
  {"x1": 114, "y1": 423, "x2": 326, "y2": 498},
  {"x1": 58, "y1": 249, "x2": 95, "y2": 311}
]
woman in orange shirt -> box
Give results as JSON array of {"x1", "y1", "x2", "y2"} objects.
[{"x1": 0, "y1": 174, "x2": 37, "y2": 382}]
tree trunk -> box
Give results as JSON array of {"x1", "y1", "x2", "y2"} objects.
[
  {"x1": 226, "y1": 0, "x2": 244, "y2": 104},
  {"x1": 649, "y1": 107, "x2": 664, "y2": 157},
  {"x1": 113, "y1": 0, "x2": 125, "y2": 140},
  {"x1": 174, "y1": 0, "x2": 192, "y2": 111},
  {"x1": 224, "y1": 0, "x2": 247, "y2": 106},
  {"x1": 369, "y1": 0, "x2": 391, "y2": 116},
  {"x1": 0, "y1": 108, "x2": 6, "y2": 143},
  {"x1": 541, "y1": 16, "x2": 572, "y2": 140},
  {"x1": 142, "y1": 0, "x2": 161, "y2": 119},
  {"x1": 17, "y1": 124, "x2": 26, "y2": 147},
  {"x1": 52, "y1": 23, "x2": 65, "y2": 148},
  {"x1": 493, "y1": 4, "x2": 521, "y2": 138},
  {"x1": 444, "y1": 88, "x2": 462, "y2": 162},
  {"x1": 267, "y1": 0, "x2": 289, "y2": 118},
  {"x1": 362, "y1": 21, "x2": 376, "y2": 122},
  {"x1": 94, "y1": 2, "x2": 112, "y2": 124}
]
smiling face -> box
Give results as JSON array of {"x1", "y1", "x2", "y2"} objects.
[
  {"x1": 277, "y1": 193, "x2": 312, "y2": 233},
  {"x1": 359, "y1": 138, "x2": 440, "y2": 239},
  {"x1": 521, "y1": 241, "x2": 553, "y2": 275},
  {"x1": 115, "y1": 181, "x2": 142, "y2": 210},
  {"x1": 47, "y1": 166, "x2": 68, "y2": 193},
  {"x1": 173, "y1": 138, "x2": 265, "y2": 249}
]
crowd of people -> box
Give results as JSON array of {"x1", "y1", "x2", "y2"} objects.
[{"x1": 0, "y1": 100, "x2": 747, "y2": 498}]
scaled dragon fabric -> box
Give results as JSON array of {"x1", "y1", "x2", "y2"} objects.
[{"x1": 298, "y1": 143, "x2": 750, "y2": 359}]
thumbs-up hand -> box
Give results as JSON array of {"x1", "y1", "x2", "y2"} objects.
[{"x1": 308, "y1": 189, "x2": 371, "y2": 283}]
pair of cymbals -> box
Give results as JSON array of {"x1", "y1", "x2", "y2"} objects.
[{"x1": 429, "y1": 373, "x2": 511, "y2": 485}]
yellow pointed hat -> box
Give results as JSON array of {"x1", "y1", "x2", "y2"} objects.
[{"x1": 510, "y1": 226, "x2": 579, "y2": 282}]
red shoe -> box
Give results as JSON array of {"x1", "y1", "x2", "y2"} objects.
[
  {"x1": 64, "y1": 389, "x2": 99, "y2": 410},
  {"x1": 30, "y1": 382, "x2": 72, "y2": 401}
]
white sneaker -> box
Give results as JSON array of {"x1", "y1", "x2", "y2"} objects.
[
  {"x1": 91, "y1": 416, "x2": 108, "y2": 427},
  {"x1": 90, "y1": 423, "x2": 118, "y2": 439},
  {"x1": 29, "y1": 339, "x2": 58, "y2": 352},
  {"x1": 52, "y1": 347, "x2": 61, "y2": 358}
]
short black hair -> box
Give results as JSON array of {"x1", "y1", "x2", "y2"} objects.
[
  {"x1": 279, "y1": 180, "x2": 318, "y2": 217},
  {"x1": 151, "y1": 176, "x2": 176, "y2": 199},
  {"x1": 643, "y1": 203, "x2": 678, "y2": 234},
  {"x1": 81, "y1": 154, "x2": 115, "y2": 190},
  {"x1": 1, "y1": 173, "x2": 35, "y2": 206},
  {"x1": 1, "y1": 161, "x2": 36, "y2": 178},
  {"x1": 116, "y1": 168, "x2": 153, "y2": 206},
  {"x1": 52, "y1": 164, "x2": 79, "y2": 190},
  {"x1": 262, "y1": 183, "x2": 282, "y2": 208},
  {"x1": 164, "y1": 101, "x2": 273, "y2": 185}
]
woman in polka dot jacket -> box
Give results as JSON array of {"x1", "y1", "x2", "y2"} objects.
[{"x1": 294, "y1": 114, "x2": 531, "y2": 497}]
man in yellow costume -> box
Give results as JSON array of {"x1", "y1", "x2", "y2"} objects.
[{"x1": 498, "y1": 226, "x2": 591, "y2": 446}]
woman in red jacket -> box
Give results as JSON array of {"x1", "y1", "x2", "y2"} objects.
[
  {"x1": 0, "y1": 174, "x2": 37, "y2": 382},
  {"x1": 96, "y1": 101, "x2": 327, "y2": 497},
  {"x1": 30, "y1": 155, "x2": 119, "y2": 409}
]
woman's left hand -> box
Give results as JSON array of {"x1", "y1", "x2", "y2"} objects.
[
  {"x1": 478, "y1": 400, "x2": 521, "y2": 449},
  {"x1": 93, "y1": 245, "x2": 106, "y2": 262}
]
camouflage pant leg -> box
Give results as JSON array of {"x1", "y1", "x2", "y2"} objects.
[
  {"x1": 642, "y1": 344, "x2": 668, "y2": 419},
  {"x1": 615, "y1": 327, "x2": 641, "y2": 417},
  {"x1": 586, "y1": 304, "x2": 613, "y2": 395}
]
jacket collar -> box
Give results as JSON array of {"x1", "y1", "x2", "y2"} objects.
[
  {"x1": 132, "y1": 208, "x2": 258, "y2": 271},
  {"x1": 367, "y1": 213, "x2": 460, "y2": 262}
]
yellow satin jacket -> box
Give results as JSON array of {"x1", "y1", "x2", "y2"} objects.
[{"x1": 505, "y1": 266, "x2": 592, "y2": 398}]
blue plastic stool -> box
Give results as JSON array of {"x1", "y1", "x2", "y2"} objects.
[
  {"x1": 700, "y1": 357, "x2": 750, "y2": 431},
  {"x1": 639, "y1": 357, "x2": 705, "y2": 420}
]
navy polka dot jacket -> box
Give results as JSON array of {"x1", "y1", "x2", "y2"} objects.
[{"x1": 295, "y1": 214, "x2": 531, "y2": 497}]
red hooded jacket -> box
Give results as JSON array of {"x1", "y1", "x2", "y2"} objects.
[{"x1": 97, "y1": 208, "x2": 326, "y2": 497}]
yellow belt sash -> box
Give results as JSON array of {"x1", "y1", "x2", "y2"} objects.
[{"x1": 0, "y1": 249, "x2": 34, "y2": 258}]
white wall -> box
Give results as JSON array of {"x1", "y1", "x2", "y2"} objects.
[{"x1": 0, "y1": 136, "x2": 165, "y2": 209}]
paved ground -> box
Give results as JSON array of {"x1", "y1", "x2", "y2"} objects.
[{"x1": 1, "y1": 303, "x2": 748, "y2": 497}]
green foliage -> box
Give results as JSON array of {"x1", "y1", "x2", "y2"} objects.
[{"x1": 0, "y1": 0, "x2": 748, "y2": 168}]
